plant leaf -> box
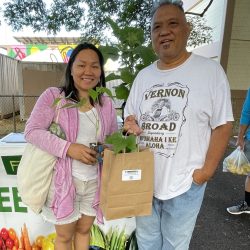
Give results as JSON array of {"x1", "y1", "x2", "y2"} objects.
[
  {"x1": 105, "y1": 132, "x2": 137, "y2": 154},
  {"x1": 60, "y1": 103, "x2": 77, "y2": 109},
  {"x1": 52, "y1": 97, "x2": 62, "y2": 107},
  {"x1": 114, "y1": 84, "x2": 130, "y2": 100},
  {"x1": 105, "y1": 132, "x2": 127, "y2": 154},
  {"x1": 88, "y1": 89, "x2": 99, "y2": 101},
  {"x1": 125, "y1": 135, "x2": 137, "y2": 152},
  {"x1": 96, "y1": 87, "x2": 114, "y2": 98},
  {"x1": 105, "y1": 73, "x2": 121, "y2": 82},
  {"x1": 120, "y1": 68, "x2": 135, "y2": 84}
]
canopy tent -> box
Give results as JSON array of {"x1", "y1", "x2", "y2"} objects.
[{"x1": 22, "y1": 48, "x2": 64, "y2": 63}]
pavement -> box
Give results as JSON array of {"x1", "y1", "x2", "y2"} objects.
[{"x1": 190, "y1": 148, "x2": 250, "y2": 250}]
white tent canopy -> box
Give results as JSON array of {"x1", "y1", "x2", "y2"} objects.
[{"x1": 22, "y1": 48, "x2": 64, "y2": 63}]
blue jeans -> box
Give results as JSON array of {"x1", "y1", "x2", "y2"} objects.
[
  {"x1": 136, "y1": 182, "x2": 206, "y2": 250},
  {"x1": 244, "y1": 140, "x2": 250, "y2": 177},
  {"x1": 244, "y1": 140, "x2": 250, "y2": 161}
]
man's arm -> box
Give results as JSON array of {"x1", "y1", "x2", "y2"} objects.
[{"x1": 193, "y1": 122, "x2": 233, "y2": 185}]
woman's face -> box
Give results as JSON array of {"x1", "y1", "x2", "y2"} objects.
[{"x1": 71, "y1": 49, "x2": 102, "y2": 98}]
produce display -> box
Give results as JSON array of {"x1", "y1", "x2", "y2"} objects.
[
  {"x1": 0, "y1": 227, "x2": 19, "y2": 250},
  {"x1": 0, "y1": 224, "x2": 44, "y2": 250},
  {"x1": 0, "y1": 224, "x2": 137, "y2": 250}
]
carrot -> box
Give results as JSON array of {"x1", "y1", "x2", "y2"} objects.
[
  {"x1": 22, "y1": 224, "x2": 32, "y2": 250},
  {"x1": 18, "y1": 229, "x2": 24, "y2": 250}
]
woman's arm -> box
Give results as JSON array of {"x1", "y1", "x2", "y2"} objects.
[{"x1": 24, "y1": 88, "x2": 70, "y2": 159}]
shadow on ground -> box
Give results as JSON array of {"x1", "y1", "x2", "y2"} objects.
[{"x1": 190, "y1": 149, "x2": 250, "y2": 250}]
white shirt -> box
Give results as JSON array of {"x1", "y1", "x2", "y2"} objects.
[{"x1": 125, "y1": 53, "x2": 234, "y2": 200}]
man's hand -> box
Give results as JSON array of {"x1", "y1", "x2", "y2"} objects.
[
  {"x1": 192, "y1": 168, "x2": 211, "y2": 185},
  {"x1": 192, "y1": 122, "x2": 233, "y2": 185},
  {"x1": 124, "y1": 115, "x2": 143, "y2": 135}
]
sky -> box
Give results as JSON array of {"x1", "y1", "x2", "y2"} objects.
[
  {"x1": 0, "y1": 0, "x2": 197, "y2": 45},
  {"x1": 0, "y1": 0, "x2": 83, "y2": 46},
  {"x1": 0, "y1": 0, "x2": 196, "y2": 68}
]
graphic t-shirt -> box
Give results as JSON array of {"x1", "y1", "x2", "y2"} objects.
[{"x1": 124, "y1": 53, "x2": 234, "y2": 200}]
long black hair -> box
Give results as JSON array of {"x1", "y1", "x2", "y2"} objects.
[{"x1": 61, "y1": 43, "x2": 106, "y2": 106}]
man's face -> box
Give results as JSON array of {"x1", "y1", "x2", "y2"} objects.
[{"x1": 151, "y1": 4, "x2": 190, "y2": 66}]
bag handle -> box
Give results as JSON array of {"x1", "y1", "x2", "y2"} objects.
[{"x1": 54, "y1": 97, "x2": 63, "y2": 123}]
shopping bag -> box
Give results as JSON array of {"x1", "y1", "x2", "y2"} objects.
[
  {"x1": 100, "y1": 147, "x2": 154, "y2": 220},
  {"x1": 223, "y1": 146, "x2": 250, "y2": 175},
  {"x1": 17, "y1": 143, "x2": 56, "y2": 214},
  {"x1": 17, "y1": 98, "x2": 66, "y2": 214}
]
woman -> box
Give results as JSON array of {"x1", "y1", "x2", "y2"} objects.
[{"x1": 24, "y1": 43, "x2": 118, "y2": 250}]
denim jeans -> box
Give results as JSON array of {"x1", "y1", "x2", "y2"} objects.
[
  {"x1": 244, "y1": 140, "x2": 250, "y2": 177},
  {"x1": 136, "y1": 182, "x2": 206, "y2": 250},
  {"x1": 244, "y1": 139, "x2": 250, "y2": 161}
]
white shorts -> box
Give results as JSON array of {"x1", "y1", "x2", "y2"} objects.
[{"x1": 41, "y1": 176, "x2": 98, "y2": 225}]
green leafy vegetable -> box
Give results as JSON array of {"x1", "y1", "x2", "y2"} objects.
[{"x1": 105, "y1": 132, "x2": 137, "y2": 154}]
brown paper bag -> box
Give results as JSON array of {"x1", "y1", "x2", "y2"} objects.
[{"x1": 100, "y1": 148, "x2": 154, "y2": 220}]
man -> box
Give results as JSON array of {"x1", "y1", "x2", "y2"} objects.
[
  {"x1": 227, "y1": 88, "x2": 250, "y2": 215},
  {"x1": 124, "y1": 1, "x2": 234, "y2": 249}
]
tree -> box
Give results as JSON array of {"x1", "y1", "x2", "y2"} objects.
[
  {"x1": 2, "y1": 0, "x2": 213, "y2": 46},
  {"x1": 100, "y1": 18, "x2": 157, "y2": 101}
]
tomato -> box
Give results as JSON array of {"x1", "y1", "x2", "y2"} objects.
[
  {"x1": 5, "y1": 237, "x2": 14, "y2": 249},
  {"x1": 35, "y1": 236, "x2": 45, "y2": 248},
  {"x1": 0, "y1": 237, "x2": 3, "y2": 248},
  {"x1": 8, "y1": 228, "x2": 16, "y2": 241},
  {"x1": 0, "y1": 228, "x2": 9, "y2": 240}
]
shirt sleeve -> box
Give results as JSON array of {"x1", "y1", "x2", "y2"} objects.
[
  {"x1": 240, "y1": 89, "x2": 250, "y2": 125},
  {"x1": 210, "y1": 64, "x2": 234, "y2": 129},
  {"x1": 24, "y1": 88, "x2": 70, "y2": 159}
]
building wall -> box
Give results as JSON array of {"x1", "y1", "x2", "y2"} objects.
[
  {"x1": 226, "y1": 0, "x2": 250, "y2": 90},
  {"x1": 185, "y1": 0, "x2": 249, "y2": 129}
]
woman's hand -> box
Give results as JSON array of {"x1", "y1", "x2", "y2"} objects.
[
  {"x1": 124, "y1": 115, "x2": 143, "y2": 135},
  {"x1": 67, "y1": 143, "x2": 97, "y2": 165}
]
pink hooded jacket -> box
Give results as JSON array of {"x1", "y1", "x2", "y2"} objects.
[{"x1": 24, "y1": 87, "x2": 118, "y2": 223}]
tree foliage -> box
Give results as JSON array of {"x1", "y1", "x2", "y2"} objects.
[
  {"x1": 187, "y1": 15, "x2": 213, "y2": 48},
  {"x1": 3, "y1": 0, "x2": 84, "y2": 33},
  {"x1": 2, "y1": 0, "x2": 213, "y2": 47},
  {"x1": 99, "y1": 18, "x2": 157, "y2": 101}
]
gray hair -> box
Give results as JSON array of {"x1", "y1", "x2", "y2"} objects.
[{"x1": 151, "y1": 0, "x2": 184, "y2": 18}]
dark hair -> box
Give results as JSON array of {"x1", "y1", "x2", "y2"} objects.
[
  {"x1": 151, "y1": 0, "x2": 184, "y2": 18},
  {"x1": 61, "y1": 42, "x2": 106, "y2": 106}
]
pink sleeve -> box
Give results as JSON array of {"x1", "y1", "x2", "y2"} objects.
[{"x1": 24, "y1": 88, "x2": 71, "y2": 159}]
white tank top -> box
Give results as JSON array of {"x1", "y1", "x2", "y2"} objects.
[{"x1": 72, "y1": 107, "x2": 101, "y2": 181}]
